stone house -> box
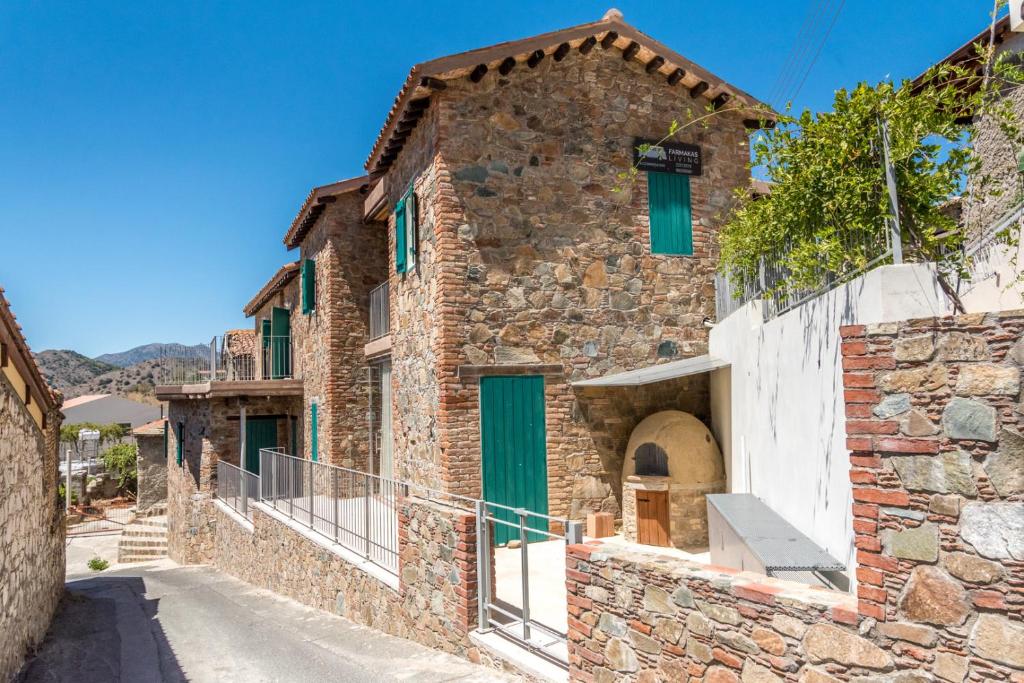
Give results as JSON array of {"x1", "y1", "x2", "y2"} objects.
[
  {"x1": 157, "y1": 9, "x2": 771, "y2": 555},
  {"x1": 0, "y1": 287, "x2": 64, "y2": 680}
]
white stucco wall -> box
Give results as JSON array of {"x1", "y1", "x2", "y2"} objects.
[
  {"x1": 708, "y1": 263, "x2": 952, "y2": 585},
  {"x1": 959, "y1": 231, "x2": 1024, "y2": 313}
]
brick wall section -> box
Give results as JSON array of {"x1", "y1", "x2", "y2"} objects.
[
  {"x1": 0, "y1": 373, "x2": 64, "y2": 681},
  {"x1": 212, "y1": 496, "x2": 489, "y2": 664},
  {"x1": 383, "y1": 44, "x2": 748, "y2": 519}
]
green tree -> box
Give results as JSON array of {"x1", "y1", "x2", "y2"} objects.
[
  {"x1": 101, "y1": 443, "x2": 138, "y2": 494},
  {"x1": 59, "y1": 422, "x2": 128, "y2": 505}
]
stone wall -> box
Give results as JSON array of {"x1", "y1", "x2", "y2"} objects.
[
  {"x1": 166, "y1": 395, "x2": 300, "y2": 564},
  {"x1": 961, "y1": 32, "x2": 1023, "y2": 238},
  {"x1": 0, "y1": 372, "x2": 64, "y2": 681},
  {"x1": 566, "y1": 310, "x2": 1023, "y2": 682},
  {"x1": 293, "y1": 194, "x2": 387, "y2": 469},
  {"x1": 212, "y1": 495, "x2": 482, "y2": 659},
  {"x1": 136, "y1": 429, "x2": 167, "y2": 513},
  {"x1": 384, "y1": 43, "x2": 747, "y2": 519}
]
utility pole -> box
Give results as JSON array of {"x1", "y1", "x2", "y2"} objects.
[
  {"x1": 880, "y1": 118, "x2": 904, "y2": 265},
  {"x1": 65, "y1": 448, "x2": 72, "y2": 512}
]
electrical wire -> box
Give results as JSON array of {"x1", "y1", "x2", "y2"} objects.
[
  {"x1": 767, "y1": 0, "x2": 834, "y2": 107},
  {"x1": 782, "y1": 0, "x2": 847, "y2": 106}
]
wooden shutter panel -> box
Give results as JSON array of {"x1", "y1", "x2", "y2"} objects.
[
  {"x1": 395, "y1": 198, "x2": 407, "y2": 274},
  {"x1": 647, "y1": 172, "x2": 693, "y2": 255},
  {"x1": 261, "y1": 319, "x2": 271, "y2": 348},
  {"x1": 405, "y1": 190, "x2": 417, "y2": 269},
  {"x1": 176, "y1": 423, "x2": 184, "y2": 466},
  {"x1": 301, "y1": 259, "x2": 315, "y2": 314}
]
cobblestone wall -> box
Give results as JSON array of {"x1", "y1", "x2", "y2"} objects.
[
  {"x1": 136, "y1": 430, "x2": 167, "y2": 513},
  {"x1": 384, "y1": 43, "x2": 748, "y2": 518},
  {"x1": 0, "y1": 373, "x2": 64, "y2": 680},
  {"x1": 212, "y1": 496, "x2": 483, "y2": 660},
  {"x1": 565, "y1": 310, "x2": 1024, "y2": 682}
]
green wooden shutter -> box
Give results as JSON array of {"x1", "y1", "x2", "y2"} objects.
[
  {"x1": 404, "y1": 190, "x2": 417, "y2": 269},
  {"x1": 261, "y1": 320, "x2": 271, "y2": 348},
  {"x1": 270, "y1": 307, "x2": 291, "y2": 379},
  {"x1": 648, "y1": 172, "x2": 693, "y2": 255},
  {"x1": 395, "y1": 198, "x2": 407, "y2": 274},
  {"x1": 310, "y1": 402, "x2": 318, "y2": 462},
  {"x1": 176, "y1": 422, "x2": 184, "y2": 466},
  {"x1": 480, "y1": 376, "x2": 549, "y2": 545},
  {"x1": 301, "y1": 258, "x2": 315, "y2": 314}
]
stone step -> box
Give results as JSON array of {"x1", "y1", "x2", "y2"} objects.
[
  {"x1": 121, "y1": 527, "x2": 166, "y2": 537},
  {"x1": 134, "y1": 516, "x2": 168, "y2": 528},
  {"x1": 119, "y1": 540, "x2": 168, "y2": 549},
  {"x1": 118, "y1": 554, "x2": 168, "y2": 563}
]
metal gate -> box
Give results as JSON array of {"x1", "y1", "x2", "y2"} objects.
[{"x1": 475, "y1": 500, "x2": 582, "y2": 667}]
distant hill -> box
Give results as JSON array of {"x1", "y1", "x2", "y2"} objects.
[
  {"x1": 94, "y1": 342, "x2": 208, "y2": 368},
  {"x1": 35, "y1": 350, "x2": 118, "y2": 392},
  {"x1": 65, "y1": 358, "x2": 163, "y2": 405}
]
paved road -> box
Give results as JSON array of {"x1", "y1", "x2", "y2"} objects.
[{"x1": 19, "y1": 559, "x2": 505, "y2": 682}]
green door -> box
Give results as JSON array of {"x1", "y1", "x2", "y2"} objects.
[
  {"x1": 480, "y1": 375, "x2": 548, "y2": 545},
  {"x1": 270, "y1": 307, "x2": 291, "y2": 379},
  {"x1": 245, "y1": 417, "x2": 278, "y2": 474}
]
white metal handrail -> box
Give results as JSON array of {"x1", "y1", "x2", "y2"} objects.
[{"x1": 216, "y1": 460, "x2": 258, "y2": 521}]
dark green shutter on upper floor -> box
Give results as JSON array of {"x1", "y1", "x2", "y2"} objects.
[
  {"x1": 647, "y1": 171, "x2": 693, "y2": 255},
  {"x1": 395, "y1": 197, "x2": 407, "y2": 274},
  {"x1": 176, "y1": 422, "x2": 184, "y2": 467},
  {"x1": 261, "y1": 319, "x2": 271, "y2": 349},
  {"x1": 301, "y1": 258, "x2": 315, "y2": 314}
]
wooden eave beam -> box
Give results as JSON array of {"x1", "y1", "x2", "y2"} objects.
[
  {"x1": 527, "y1": 49, "x2": 545, "y2": 68},
  {"x1": 469, "y1": 64, "x2": 488, "y2": 82},
  {"x1": 499, "y1": 57, "x2": 516, "y2": 75},
  {"x1": 690, "y1": 81, "x2": 710, "y2": 99},
  {"x1": 553, "y1": 42, "x2": 571, "y2": 61},
  {"x1": 743, "y1": 118, "x2": 776, "y2": 130},
  {"x1": 600, "y1": 31, "x2": 618, "y2": 49},
  {"x1": 645, "y1": 56, "x2": 665, "y2": 74},
  {"x1": 622, "y1": 41, "x2": 640, "y2": 61},
  {"x1": 712, "y1": 93, "x2": 730, "y2": 110},
  {"x1": 578, "y1": 36, "x2": 596, "y2": 54},
  {"x1": 667, "y1": 68, "x2": 685, "y2": 85},
  {"x1": 420, "y1": 76, "x2": 447, "y2": 90}
]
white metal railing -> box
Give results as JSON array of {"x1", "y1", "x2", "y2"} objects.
[
  {"x1": 155, "y1": 335, "x2": 299, "y2": 384},
  {"x1": 369, "y1": 281, "x2": 390, "y2": 340},
  {"x1": 216, "y1": 460, "x2": 258, "y2": 521},
  {"x1": 715, "y1": 228, "x2": 895, "y2": 322},
  {"x1": 258, "y1": 335, "x2": 295, "y2": 380},
  {"x1": 475, "y1": 501, "x2": 582, "y2": 668},
  {"x1": 256, "y1": 448, "x2": 473, "y2": 576}
]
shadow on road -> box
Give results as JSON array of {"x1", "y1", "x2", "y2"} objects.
[{"x1": 17, "y1": 576, "x2": 185, "y2": 683}]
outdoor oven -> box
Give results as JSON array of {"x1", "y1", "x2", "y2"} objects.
[{"x1": 621, "y1": 410, "x2": 726, "y2": 549}]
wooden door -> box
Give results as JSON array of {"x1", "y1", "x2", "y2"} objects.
[
  {"x1": 480, "y1": 375, "x2": 549, "y2": 545},
  {"x1": 636, "y1": 490, "x2": 670, "y2": 547},
  {"x1": 244, "y1": 417, "x2": 278, "y2": 475}
]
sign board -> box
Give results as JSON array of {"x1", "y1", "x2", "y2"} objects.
[
  {"x1": 633, "y1": 139, "x2": 702, "y2": 176},
  {"x1": 1012, "y1": 0, "x2": 1023, "y2": 32}
]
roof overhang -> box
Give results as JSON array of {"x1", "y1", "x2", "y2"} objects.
[
  {"x1": 243, "y1": 262, "x2": 300, "y2": 317},
  {"x1": 283, "y1": 175, "x2": 371, "y2": 249},
  {"x1": 0, "y1": 286, "x2": 59, "y2": 412},
  {"x1": 572, "y1": 354, "x2": 729, "y2": 388},
  {"x1": 911, "y1": 14, "x2": 1012, "y2": 102},
  {"x1": 365, "y1": 12, "x2": 775, "y2": 177}
]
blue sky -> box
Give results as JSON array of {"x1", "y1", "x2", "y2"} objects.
[{"x1": 0, "y1": 1, "x2": 995, "y2": 356}]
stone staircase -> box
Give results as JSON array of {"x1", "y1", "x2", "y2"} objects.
[{"x1": 117, "y1": 504, "x2": 168, "y2": 563}]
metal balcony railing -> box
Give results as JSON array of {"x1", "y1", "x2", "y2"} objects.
[
  {"x1": 369, "y1": 281, "x2": 389, "y2": 340},
  {"x1": 154, "y1": 334, "x2": 298, "y2": 385}
]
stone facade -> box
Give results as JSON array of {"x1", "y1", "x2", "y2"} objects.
[
  {"x1": 135, "y1": 425, "x2": 167, "y2": 513},
  {"x1": 565, "y1": 310, "x2": 1023, "y2": 682},
  {"x1": 166, "y1": 395, "x2": 299, "y2": 564},
  {"x1": 382, "y1": 42, "x2": 749, "y2": 521},
  {"x1": 291, "y1": 193, "x2": 387, "y2": 469},
  {"x1": 0, "y1": 371, "x2": 64, "y2": 680},
  {"x1": 961, "y1": 31, "x2": 1024, "y2": 238}
]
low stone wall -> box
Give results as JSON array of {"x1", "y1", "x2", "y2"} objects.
[
  {"x1": 0, "y1": 373, "x2": 64, "y2": 680},
  {"x1": 212, "y1": 495, "x2": 481, "y2": 659}
]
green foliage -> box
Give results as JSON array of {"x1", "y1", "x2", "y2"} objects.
[
  {"x1": 60, "y1": 422, "x2": 127, "y2": 447},
  {"x1": 101, "y1": 443, "x2": 138, "y2": 493},
  {"x1": 87, "y1": 557, "x2": 109, "y2": 571},
  {"x1": 58, "y1": 482, "x2": 78, "y2": 507},
  {"x1": 719, "y1": 43, "x2": 1024, "y2": 294}
]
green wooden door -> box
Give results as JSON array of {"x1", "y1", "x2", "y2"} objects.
[
  {"x1": 245, "y1": 417, "x2": 278, "y2": 474},
  {"x1": 480, "y1": 375, "x2": 549, "y2": 545},
  {"x1": 647, "y1": 171, "x2": 693, "y2": 255},
  {"x1": 270, "y1": 307, "x2": 291, "y2": 379}
]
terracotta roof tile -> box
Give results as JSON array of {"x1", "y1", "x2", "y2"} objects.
[
  {"x1": 0, "y1": 285, "x2": 60, "y2": 411},
  {"x1": 242, "y1": 262, "x2": 301, "y2": 317}
]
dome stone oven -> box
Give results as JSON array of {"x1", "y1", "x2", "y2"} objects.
[{"x1": 621, "y1": 410, "x2": 726, "y2": 549}]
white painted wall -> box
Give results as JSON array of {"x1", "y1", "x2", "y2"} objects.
[
  {"x1": 708, "y1": 263, "x2": 952, "y2": 585},
  {"x1": 959, "y1": 236, "x2": 1024, "y2": 313}
]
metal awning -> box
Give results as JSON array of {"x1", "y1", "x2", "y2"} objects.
[{"x1": 571, "y1": 354, "x2": 729, "y2": 388}]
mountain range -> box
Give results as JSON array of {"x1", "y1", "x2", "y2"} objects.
[{"x1": 36, "y1": 342, "x2": 207, "y2": 402}]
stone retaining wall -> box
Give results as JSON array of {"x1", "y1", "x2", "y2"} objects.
[
  {"x1": 0, "y1": 372, "x2": 64, "y2": 681},
  {"x1": 566, "y1": 310, "x2": 1023, "y2": 682},
  {"x1": 212, "y1": 496, "x2": 482, "y2": 660}
]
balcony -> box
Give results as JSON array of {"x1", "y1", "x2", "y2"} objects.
[
  {"x1": 365, "y1": 281, "x2": 391, "y2": 358},
  {"x1": 154, "y1": 334, "x2": 302, "y2": 400}
]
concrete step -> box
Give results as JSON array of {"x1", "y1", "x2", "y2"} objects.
[
  {"x1": 118, "y1": 554, "x2": 168, "y2": 563},
  {"x1": 119, "y1": 541, "x2": 168, "y2": 550},
  {"x1": 121, "y1": 527, "x2": 166, "y2": 537},
  {"x1": 134, "y1": 515, "x2": 168, "y2": 528}
]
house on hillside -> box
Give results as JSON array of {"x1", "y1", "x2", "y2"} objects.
[
  {"x1": 0, "y1": 288, "x2": 64, "y2": 680},
  {"x1": 156, "y1": 8, "x2": 773, "y2": 560}
]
